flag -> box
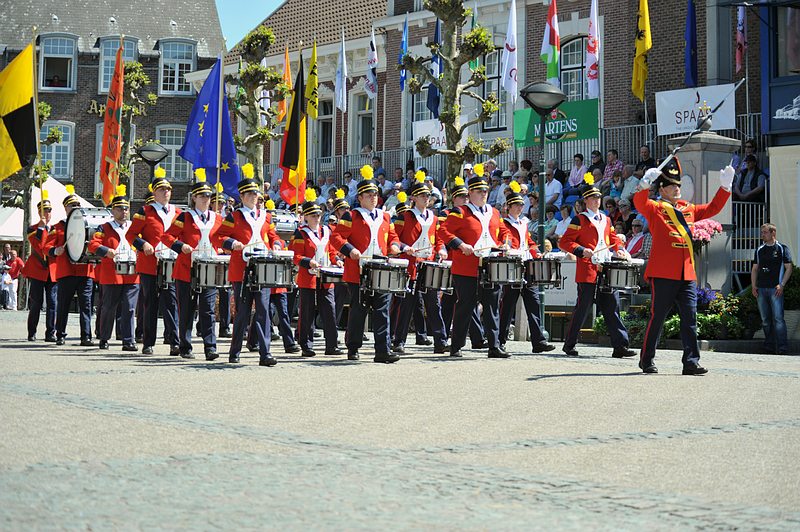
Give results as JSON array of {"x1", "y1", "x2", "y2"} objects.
[
  {"x1": 632, "y1": 0, "x2": 652, "y2": 102},
  {"x1": 586, "y1": 0, "x2": 600, "y2": 98},
  {"x1": 684, "y1": 0, "x2": 698, "y2": 88},
  {"x1": 399, "y1": 14, "x2": 409, "y2": 91},
  {"x1": 501, "y1": 0, "x2": 518, "y2": 103},
  {"x1": 736, "y1": 6, "x2": 747, "y2": 74},
  {"x1": 259, "y1": 58, "x2": 270, "y2": 127},
  {"x1": 277, "y1": 45, "x2": 291, "y2": 122},
  {"x1": 178, "y1": 58, "x2": 240, "y2": 199},
  {"x1": 0, "y1": 43, "x2": 38, "y2": 182},
  {"x1": 366, "y1": 28, "x2": 379, "y2": 100},
  {"x1": 99, "y1": 41, "x2": 125, "y2": 205},
  {"x1": 279, "y1": 54, "x2": 307, "y2": 206},
  {"x1": 335, "y1": 29, "x2": 348, "y2": 112},
  {"x1": 427, "y1": 19, "x2": 442, "y2": 118},
  {"x1": 468, "y1": 2, "x2": 479, "y2": 71},
  {"x1": 306, "y1": 41, "x2": 319, "y2": 119},
  {"x1": 540, "y1": 0, "x2": 561, "y2": 87}
]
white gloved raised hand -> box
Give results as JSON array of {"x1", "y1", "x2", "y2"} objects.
[
  {"x1": 641, "y1": 167, "x2": 661, "y2": 187},
  {"x1": 719, "y1": 165, "x2": 735, "y2": 190}
]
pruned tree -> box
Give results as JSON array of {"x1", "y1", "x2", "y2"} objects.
[
  {"x1": 119, "y1": 61, "x2": 158, "y2": 185},
  {"x1": 401, "y1": 0, "x2": 512, "y2": 184}
]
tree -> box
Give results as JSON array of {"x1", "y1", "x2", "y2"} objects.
[
  {"x1": 119, "y1": 61, "x2": 158, "y2": 187},
  {"x1": 401, "y1": 0, "x2": 512, "y2": 184}
]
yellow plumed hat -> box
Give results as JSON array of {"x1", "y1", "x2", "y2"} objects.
[
  {"x1": 304, "y1": 188, "x2": 317, "y2": 202},
  {"x1": 414, "y1": 170, "x2": 425, "y2": 183},
  {"x1": 509, "y1": 180, "x2": 521, "y2": 193},
  {"x1": 65, "y1": 183, "x2": 75, "y2": 194},
  {"x1": 360, "y1": 165, "x2": 374, "y2": 180},
  {"x1": 396, "y1": 191, "x2": 407, "y2": 203},
  {"x1": 241, "y1": 163, "x2": 254, "y2": 179},
  {"x1": 265, "y1": 199, "x2": 276, "y2": 210},
  {"x1": 154, "y1": 166, "x2": 166, "y2": 179},
  {"x1": 335, "y1": 188, "x2": 345, "y2": 199},
  {"x1": 473, "y1": 163, "x2": 485, "y2": 177},
  {"x1": 584, "y1": 172, "x2": 594, "y2": 185},
  {"x1": 194, "y1": 168, "x2": 206, "y2": 182},
  {"x1": 454, "y1": 177, "x2": 465, "y2": 186}
]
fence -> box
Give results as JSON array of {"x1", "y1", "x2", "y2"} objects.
[{"x1": 731, "y1": 200, "x2": 769, "y2": 278}]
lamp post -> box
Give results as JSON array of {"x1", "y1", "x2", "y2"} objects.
[
  {"x1": 520, "y1": 81, "x2": 566, "y2": 340},
  {"x1": 136, "y1": 141, "x2": 168, "y2": 180}
]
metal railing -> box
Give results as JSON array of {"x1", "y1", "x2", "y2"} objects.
[{"x1": 731, "y1": 199, "x2": 769, "y2": 275}]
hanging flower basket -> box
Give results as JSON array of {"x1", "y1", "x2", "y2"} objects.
[{"x1": 691, "y1": 219, "x2": 723, "y2": 253}]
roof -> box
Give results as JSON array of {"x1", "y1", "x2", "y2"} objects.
[
  {"x1": 0, "y1": 0, "x2": 226, "y2": 57},
  {"x1": 230, "y1": 0, "x2": 385, "y2": 57}
]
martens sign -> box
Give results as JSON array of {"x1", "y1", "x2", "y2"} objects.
[{"x1": 513, "y1": 98, "x2": 599, "y2": 148}]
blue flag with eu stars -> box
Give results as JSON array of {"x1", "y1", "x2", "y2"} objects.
[{"x1": 179, "y1": 57, "x2": 240, "y2": 198}]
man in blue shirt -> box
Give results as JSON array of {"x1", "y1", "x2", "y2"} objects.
[{"x1": 751, "y1": 223, "x2": 793, "y2": 354}]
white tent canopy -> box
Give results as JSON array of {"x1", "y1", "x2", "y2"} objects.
[
  {"x1": 29, "y1": 176, "x2": 93, "y2": 223},
  {"x1": 0, "y1": 206, "x2": 23, "y2": 241}
]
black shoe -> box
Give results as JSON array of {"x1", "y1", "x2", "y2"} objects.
[
  {"x1": 533, "y1": 342, "x2": 556, "y2": 353},
  {"x1": 142, "y1": 346, "x2": 154, "y2": 355},
  {"x1": 219, "y1": 328, "x2": 231, "y2": 338},
  {"x1": 45, "y1": 335, "x2": 57, "y2": 343},
  {"x1": 285, "y1": 344, "x2": 301, "y2": 354},
  {"x1": 434, "y1": 344, "x2": 449, "y2": 354},
  {"x1": 488, "y1": 347, "x2": 511, "y2": 359},
  {"x1": 682, "y1": 365, "x2": 708, "y2": 375},
  {"x1": 56, "y1": 338, "x2": 65, "y2": 346},
  {"x1": 325, "y1": 347, "x2": 345, "y2": 356},
  {"x1": 205, "y1": 348, "x2": 218, "y2": 361},
  {"x1": 415, "y1": 337, "x2": 433, "y2": 346},
  {"x1": 562, "y1": 347, "x2": 579, "y2": 357},
  {"x1": 180, "y1": 351, "x2": 195, "y2": 359},
  {"x1": 374, "y1": 352, "x2": 400, "y2": 364},
  {"x1": 450, "y1": 350, "x2": 463, "y2": 358},
  {"x1": 271, "y1": 332, "x2": 280, "y2": 341},
  {"x1": 259, "y1": 356, "x2": 278, "y2": 367},
  {"x1": 612, "y1": 347, "x2": 637, "y2": 358},
  {"x1": 122, "y1": 343, "x2": 138, "y2": 352},
  {"x1": 99, "y1": 341, "x2": 109, "y2": 350},
  {"x1": 170, "y1": 346, "x2": 180, "y2": 356},
  {"x1": 301, "y1": 349, "x2": 317, "y2": 357},
  {"x1": 229, "y1": 354, "x2": 240, "y2": 363},
  {"x1": 391, "y1": 343, "x2": 405, "y2": 354},
  {"x1": 313, "y1": 330, "x2": 322, "y2": 338},
  {"x1": 471, "y1": 340, "x2": 489, "y2": 349},
  {"x1": 27, "y1": 335, "x2": 35, "y2": 341},
  {"x1": 639, "y1": 361, "x2": 658, "y2": 374},
  {"x1": 247, "y1": 344, "x2": 259, "y2": 352},
  {"x1": 347, "y1": 351, "x2": 360, "y2": 361},
  {"x1": 80, "y1": 339, "x2": 95, "y2": 347}
]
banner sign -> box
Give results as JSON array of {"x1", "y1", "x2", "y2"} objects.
[
  {"x1": 655, "y1": 84, "x2": 735, "y2": 135},
  {"x1": 513, "y1": 98, "x2": 599, "y2": 148},
  {"x1": 412, "y1": 116, "x2": 468, "y2": 149}
]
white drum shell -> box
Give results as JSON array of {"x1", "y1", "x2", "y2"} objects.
[
  {"x1": 65, "y1": 207, "x2": 113, "y2": 264},
  {"x1": 601, "y1": 263, "x2": 641, "y2": 292},
  {"x1": 249, "y1": 256, "x2": 294, "y2": 288},
  {"x1": 114, "y1": 260, "x2": 137, "y2": 276},
  {"x1": 482, "y1": 257, "x2": 524, "y2": 285},
  {"x1": 525, "y1": 259, "x2": 562, "y2": 287},
  {"x1": 363, "y1": 263, "x2": 409, "y2": 294},
  {"x1": 157, "y1": 258, "x2": 176, "y2": 288},
  {"x1": 419, "y1": 261, "x2": 453, "y2": 293},
  {"x1": 318, "y1": 267, "x2": 344, "y2": 287},
  {"x1": 193, "y1": 257, "x2": 231, "y2": 289}
]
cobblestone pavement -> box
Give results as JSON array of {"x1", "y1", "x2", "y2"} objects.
[{"x1": 1, "y1": 309, "x2": 799, "y2": 530}]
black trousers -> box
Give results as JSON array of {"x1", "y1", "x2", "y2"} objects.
[
  {"x1": 270, "y1": 292, "x2": 297, "y2": 348},
  {"x1": 640, "y1": 278, "x2": 701, "y2": 368},
  {"x1": 97, "y1": 283, "x2": 138, "y2": 344},
  {"x1": 345, "y1": 283, "x2": 391, "y2": 354},
  {"x1": 450, "y1": 275, "x2": 501, "y2": 354},
  {"x1": 218, "y1": 287, "x2": 231, "y2": 332},
  {"x1": 176, "y1": 280, "x2": 217, "y2": 354},
  {"x1": 27, "y1": 278, "x2": 57, "y2": 338},
  {"x1": 230, "y1": 282, "x2": 272, "y2": 359},
  {"x1": 441, "y1": 290, "x2": 485, "y2": 344},
  {"x1": 564, "y1": 283, "x2": 629, "y2": 351},
  {"x1": 499, "y1": 284, "x2": 547, "y2": 347},
  {"x1": 297, "y1": 287, "x2": 338, "y2": 352},
  {"x1": 394, "y1": 281, "x2": 447, "y2": 348},
  {"x1": 334, "y1": 283, "x2": 350, "y2": 328},
  {"x1": 140, "y1": 273, "x2": 179, "y2": 349},
  {"x1": 56, "y1": 275, "x2": 93, "y2": 340}
]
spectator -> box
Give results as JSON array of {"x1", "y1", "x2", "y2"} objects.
[
  {"x1": 392, "y1": 167, "x2": 405, "y2": 185},
  {"x1": 383, "y1": 183, "x2": 403, "y2": 212},
  {"x1": 733, "y1": 138, "x2": 758, "y2": 176},
  {"x1": 2, "y1": 243, "x2": 10, "y2": 262},
  {"x1": 604, "y1": 197, "x2": 621, "y2": 224},
  {"x1": 377, "y1": 173, "x2": 393, "y2": 196},
  {"x1": 404, "y1": 169, "x2": 415, "y2": 190},
  {"x1": 751, "y1": 223, "x2": 793, "y2": 354},
  {"x1": 320, "y1": 175, "x2": 337, "y2": 199},
  {"x1": 519, "y1": 159, "x2": 535, "y2": 182},
  {"x1": 634, "y1": 145, "x2": 657, "y2": 178},
  {"x1": 547, "y1": 158, "x2": 568, "y2": 185},
  {"x1": 608, "y1": 169, "x2": 625, "y2": 199},
  {"x1": 564, "y1": 153, "x2": 588, "y2": 198},
  {"x1": 496, "y1": 171, "x2": 513, "y2": 206},
  {"x1": 371, "y1": 156, "x2": 386, "y2": 177},
  {"x1": 544, "y1": 205, "x2": 559, "y2": 244},
  {"x1": 544, "y1": 169, "x2": 563, "y2": 207},
  {"x1": 555, "y1": 204, "x2": 572, "y2": 240},
  {"x1": 573, "y1": 197, "x2": 586, "y2": 215},
  {"x1": 508, "y1": 160, "x2": 519, "y2": 175},
  {"x1": 424, "y1": 175, "x2": 442, "y2": 208},
  {"x1": 625, "y1": 220, "x2": 651, "y2": 259},
  {"x1": 5, "y1": 249, "x2": 23, "y2": 310},
  {"x1": 587, "y1": 150, "x2": 605, "y2": 175},
  {"x1": 49, "y1": 74, "x2": 65, "y2": 87},
  {"x1": 488, "y1": 175, "x2": 502, "y2": 206},
  {"x1": 620, "y1": 164, "x2": 640, "y2": 202},
  {"x1": 520, "y1": 183, "x2": 531, "y2": 212},
  {"x1": 361, "y1": 144, "x2": 373, "y2": 155},
  {"x1": 733, "y1": 155, "x2": 767, "y2": 202},
  {"x1": 602, "y1": 149, "x2": 624, "y2": 187},
  {"x1": 462, "y1": 163, "x2": 474, "y2": 180},
  {"x1": 617, "y1": 198, "x2": 637, "y2": 235},
  {"x1": 485, "y1": 158, "x2": 502, "y2": 180},
  {"x1": 614, "y1": 221, "x2": 627, "y2": 244}
]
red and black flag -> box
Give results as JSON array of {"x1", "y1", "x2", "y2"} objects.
[{"x1": 279, "y1": 52, "x2": 307, "y2": 206}]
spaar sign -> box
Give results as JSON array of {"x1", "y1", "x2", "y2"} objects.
[{"x1": 655, "y1": 84, "x2": 735, "y2": 135}]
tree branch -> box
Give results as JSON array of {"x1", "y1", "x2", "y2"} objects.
[{"x1": 461, "y1": 90, "x2": 485, "y2": 104}]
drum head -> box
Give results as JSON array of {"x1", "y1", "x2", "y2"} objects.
[{"x1": 65, "y1": 208, "x2": 87, "y2": 262}]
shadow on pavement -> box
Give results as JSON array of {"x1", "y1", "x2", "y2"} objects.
[{"x1": 527, "y1": 372, "x2": 643, "y2": 381}]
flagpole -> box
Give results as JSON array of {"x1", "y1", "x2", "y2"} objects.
[
  {"x1": 745, "y1": 50, "x2": 751, "y2": 139},
  {"x1": 215, "y1": 53, "x2": 224, "y2": 213},
  {"x1": 382, "y1": 84, "x2": 386, "y2": 153},
  {"x1": 30, "y1": 26, "x2": 44, "y2": 221}
]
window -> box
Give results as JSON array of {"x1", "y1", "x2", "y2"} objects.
[
  {"x1": 412, "y1": 86, "x2": 434, "y2": 122},
  {"x1": 317, "y1": 100, "x2": 334, "y2": 158},
  {"x1": 776, "y1": 7, "x2": 800, "y2": 77},
  {"x1": 95, "y1": 123, "x2": 136, "y2": 194},
  {"x1": 559, "y1": 38, "x2": 588, "y2": 101},
  {"x1": 159, "y1": 40, "x2": 196, "y2": 95},
  {"x1": 40, "y1": 35, "x2": 77, "y2": 91},
  {"x1": 482, "y1": 49, "x2": 508, "y2": 131},
  {"x1": 40, "y1": 121, "x2": 74, "y2": 180},
  {"x1": 354, "y1": 94, "x2": 374, "y2": 153},
  {"x1": 156, "y1": 126, "x2": 191, "y2": 181},
  {"x1": 99, "y1": 37, "x2": 138, "y2": 93}
]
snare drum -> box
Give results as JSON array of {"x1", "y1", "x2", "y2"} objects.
[
  {"x1": 525, "y1": 254, "x2": 564, "y2": 287},
  {"x1": 114, "y1": 258, "x2": 137, "y2": 276},
  {"x1": 157, "y1": 258, "x2": 176, "y2": 289},
  {"x1": 480, "y1": 255, "x2": 524, "y2": 286},
  {"x1": 361, "y1": 258, "x2": 409, "y2": 295},
  {"x1": 318, "y1": 266, "x2": 344, "y2": 288},
  {"x1": 418, "y1": 260, "x2": 453, "y2": 293},
  {"x1": 65, "y1": 207, "x2": 113, "y2": 264},
  {"x1": 192, "y1": 255, "x2": 231, "y2": 290},
  {"x1": 247, "y1": 250, "x2": 295, "y2": 289},
  {"x1": 599, "y1": 259, "x2": 644, "y2": 293}
]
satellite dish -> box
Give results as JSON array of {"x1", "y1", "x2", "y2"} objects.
[{"x1": 680, "y1": 174, "x2": 694, "y2": 202}]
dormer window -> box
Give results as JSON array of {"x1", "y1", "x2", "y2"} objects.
[
  {"x1": 40, "y1": 34, "x2": 78, "y2": 91},
  {"x1": 159, "y1": 39, "x2": 196, "y2": 96},
  {"x1": 99, "y1": 37, "x2": 138, "y2": 94}
]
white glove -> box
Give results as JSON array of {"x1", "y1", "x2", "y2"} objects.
[
  {"x1": 642, "y1": 168, "x2": 661, "y2": 187},
  {"x1": 719, "y1": 165, "x2": 735, "y2": 190}
]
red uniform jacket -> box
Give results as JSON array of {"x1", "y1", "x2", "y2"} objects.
[
  {"x1": 501, "y1": 217, "x2": 542, "y2": 259},
  {"x1": 559, "y1": 212, "x2": 624, "y2": 284},
  {"x1": 126, "y1": 204, "x2": 181, "y2": 276},
  {"x1": 330, "y1": 208, "x2": 400, "y2": 284},
  {"x1": 395, "y1": 207, "x2": 445, "y2": 280},
  {"x1": 7, "y1": 257, "x2": 24, "y2": 279},
  {"x1": 22, "y1": 223, "x2": 57, "y2": 282},
  {"x1": 216, "y1": 208, "x2": 283, "y2": 283},
  {"x1": 289, "y1": 225, "x2": 338, "y2": 290},
  {"x1": 46, "y1": 219, "x2": 94, "y2": 280},
  {"x1": 633, "y1": 187, "x2": 730, "y2": 281},
  {"x1": 438, "y1": 204, "x2": 511, "y2": 278},
  {"x1": 160, "y1": 210, "x2": 224, "y2": 283},
  {"x1": 88, "y1": 220, "x2": 139, "y2": 285}
]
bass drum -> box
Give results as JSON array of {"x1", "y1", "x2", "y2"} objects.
[{"x1": 65, "y1": 207, "x2": 113, "y2": 264}]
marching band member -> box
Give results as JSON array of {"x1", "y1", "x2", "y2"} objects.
[
  {"x1": 559, "y1": 175, "x2": 636, "y2": 359},
  {"x1": 161, "y1": 170, "x2": 223, "y2": 360},
  {"x1": 216, "y1": 174, "x2": 285, "y2": 367},
  {"x1": 331, "y1": 190, "x2": 351, "y2": 328},
  {"x1": 388, "y1": 196, "x2": 409, "y2": 341},
  {"x1": 135, "y1": 190, "x2": 156, "y2": 343},
  {"x1": 392, "y1": 172, "x2": 449, "y2": 354},
  {"x1": 126, "y1": 168, "x2": 181, "y2": 356},
  {"x1": 47, "y1": 187, "x2": 95, "y2": 346},
  {"x1": 634, "y1": 160, "x2": 733, "y2": 375},
  {"x1": 330, "y1": 165, "x2": 402, "y2": 363},
  {"x1": 290, "y1": 188, "x2": 344, "y2": 357},
  {"x1": 211, "y1": 188, "x2": 232, "y2": 338},
  {"x1": 498, "y1": 182, "x2": 555, "y2": 353},
  {"x1": 439, "y1": 173, "x2": 512, "y2": 358},
  {"x1": 23, "y1": 193, "x2": 58, "y2": 342},
  {"x1": 88, "y1": 186, "x2": 139, "y2": 351}
]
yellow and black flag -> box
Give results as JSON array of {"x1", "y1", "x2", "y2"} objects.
[
  {"x1": 0, "y1": 43, "x2": 38, "y2": 181},
  {"x1": 632, "y1": 0, "x2": 652, "y2": 102}
]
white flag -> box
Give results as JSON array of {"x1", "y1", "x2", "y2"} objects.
[
  {"x1": 586, "y1": 0, "x2": 600, "y2": 98},
  {"x1": 500, "y1": 0, "x2": 518, "y2": 103},
  {"x1": 366, "y1": 28, "x2": 378, "y2": 99},
  {"x1": 335, "y1": 28, "x2": 348, "y2": 112},
  {"x1": 259, "y1": 57, "x2": 271, "y2": 127}
]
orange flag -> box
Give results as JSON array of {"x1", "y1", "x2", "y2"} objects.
[
  {"x1": 100, "y1": 41, "x2": 124, "y2": 205},
  {"x1": 276, "y1": 45, "x2": 292, "y2": 122}
]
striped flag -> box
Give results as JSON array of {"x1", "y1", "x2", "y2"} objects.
[
  {"x1": 335, "y1": 28, "x2": 348, "y2": 112},
  {"x1": 468, "y1": 1, "x2": 479, "y2": 71},
  {"x1": 306, "y1": 41, "x2": 319, "y2": 119},
  {"x1": 100, "y1": 40, "x2": 124, "y2": 205},
  {"x1": 632, "y1": 0, "x2": 652, "y2": 102},
  {"x1": 276, "y1": 45, "x2": 291, "y2": 122},
  {"x1": 399, "y1": 13, "x2": 409, "y2": 91},
  {"x1": 501, "y1": 0, "x2": 518, "y2": 103},
  {"x1": 586, "y1": 0, "x2": 600, "y2": 98},
  {"x1": 540, "y1": 0, "x2": 561, "y2": 87},
  {"x1": 736, "y1": 6, "x2": 747, "y2": 74},
  {"x1": 365, "y1": 28, "x2": 378, "y2": 99}
]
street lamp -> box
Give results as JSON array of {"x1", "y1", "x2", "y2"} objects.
[
  {"x1": 520, "y1": 81, "x2": 566, "y2": 340},
  {"x1": 136, "y1": 142, "x2": 168, "y2": 180}
]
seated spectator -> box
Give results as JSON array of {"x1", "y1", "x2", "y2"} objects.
[
  {"x1": 617, "y1": 198, "x2": 637, "y2": 236},
  {"x1": 608, "y1": 169, "x2": 624, "y2": 199},
  {"x1": 614, "y1": 221, "x2": 627, "y2": 244},
  {"x1": 547, "y1": 158, "x2": 568, "y2": 185},
  {"x1": 625, "y1": 220, "x2": 652, "y2": 259},
  {"x1": 563, "y1": 153, "x2": 588, "y2": 198},
  {"x1": 573, "y1": 197, "x2": 586, "y2": 215},
  {"x1": 544, "y1": 169, "x2": 563, "y2": 207},
  {"x1": 544, "y1": 205, "x2": 559, "y2": 238},
  {"x1": 372, "y1": 156, "x2": 386, "y2": 177},
  {"x1": 518, "y1": 159, "x2": 536, "y2": 183},
  {"x1": 508, "y1": 160, "x2": 519, "y2": 176},
  {"x1": 634, "y1": 144, "x2": 656, "y2": 178},
  {"x1": 733, "y1": 154, "x2": 767, "y2": 202},
  {"x1": 604, "y1": 197, "x2": 621, "y2": 225},
  {"x1": 555, "y1": 204, "x2": 572, "y2": 239},
  {"x1": 602, "y1": 149, "x2": 624, "y2": 188},
  {"x1": 620, "y1": 164, "x2": 639, "y2": 202},
  {"x1": 588, "y1": 150, "x2": 605, "y2": 175}
]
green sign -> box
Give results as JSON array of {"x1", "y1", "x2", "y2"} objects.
[{"x1": 513, "y1": 98, "x2": 599, "y2": 148}]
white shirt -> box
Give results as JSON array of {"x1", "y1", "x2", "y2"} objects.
[
  {"x1": 544, "y1": 179, "x2": 563, "y2": 207},
  {"x1": 555, "y1": 217, "x2": 571, "y2": 237}
]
